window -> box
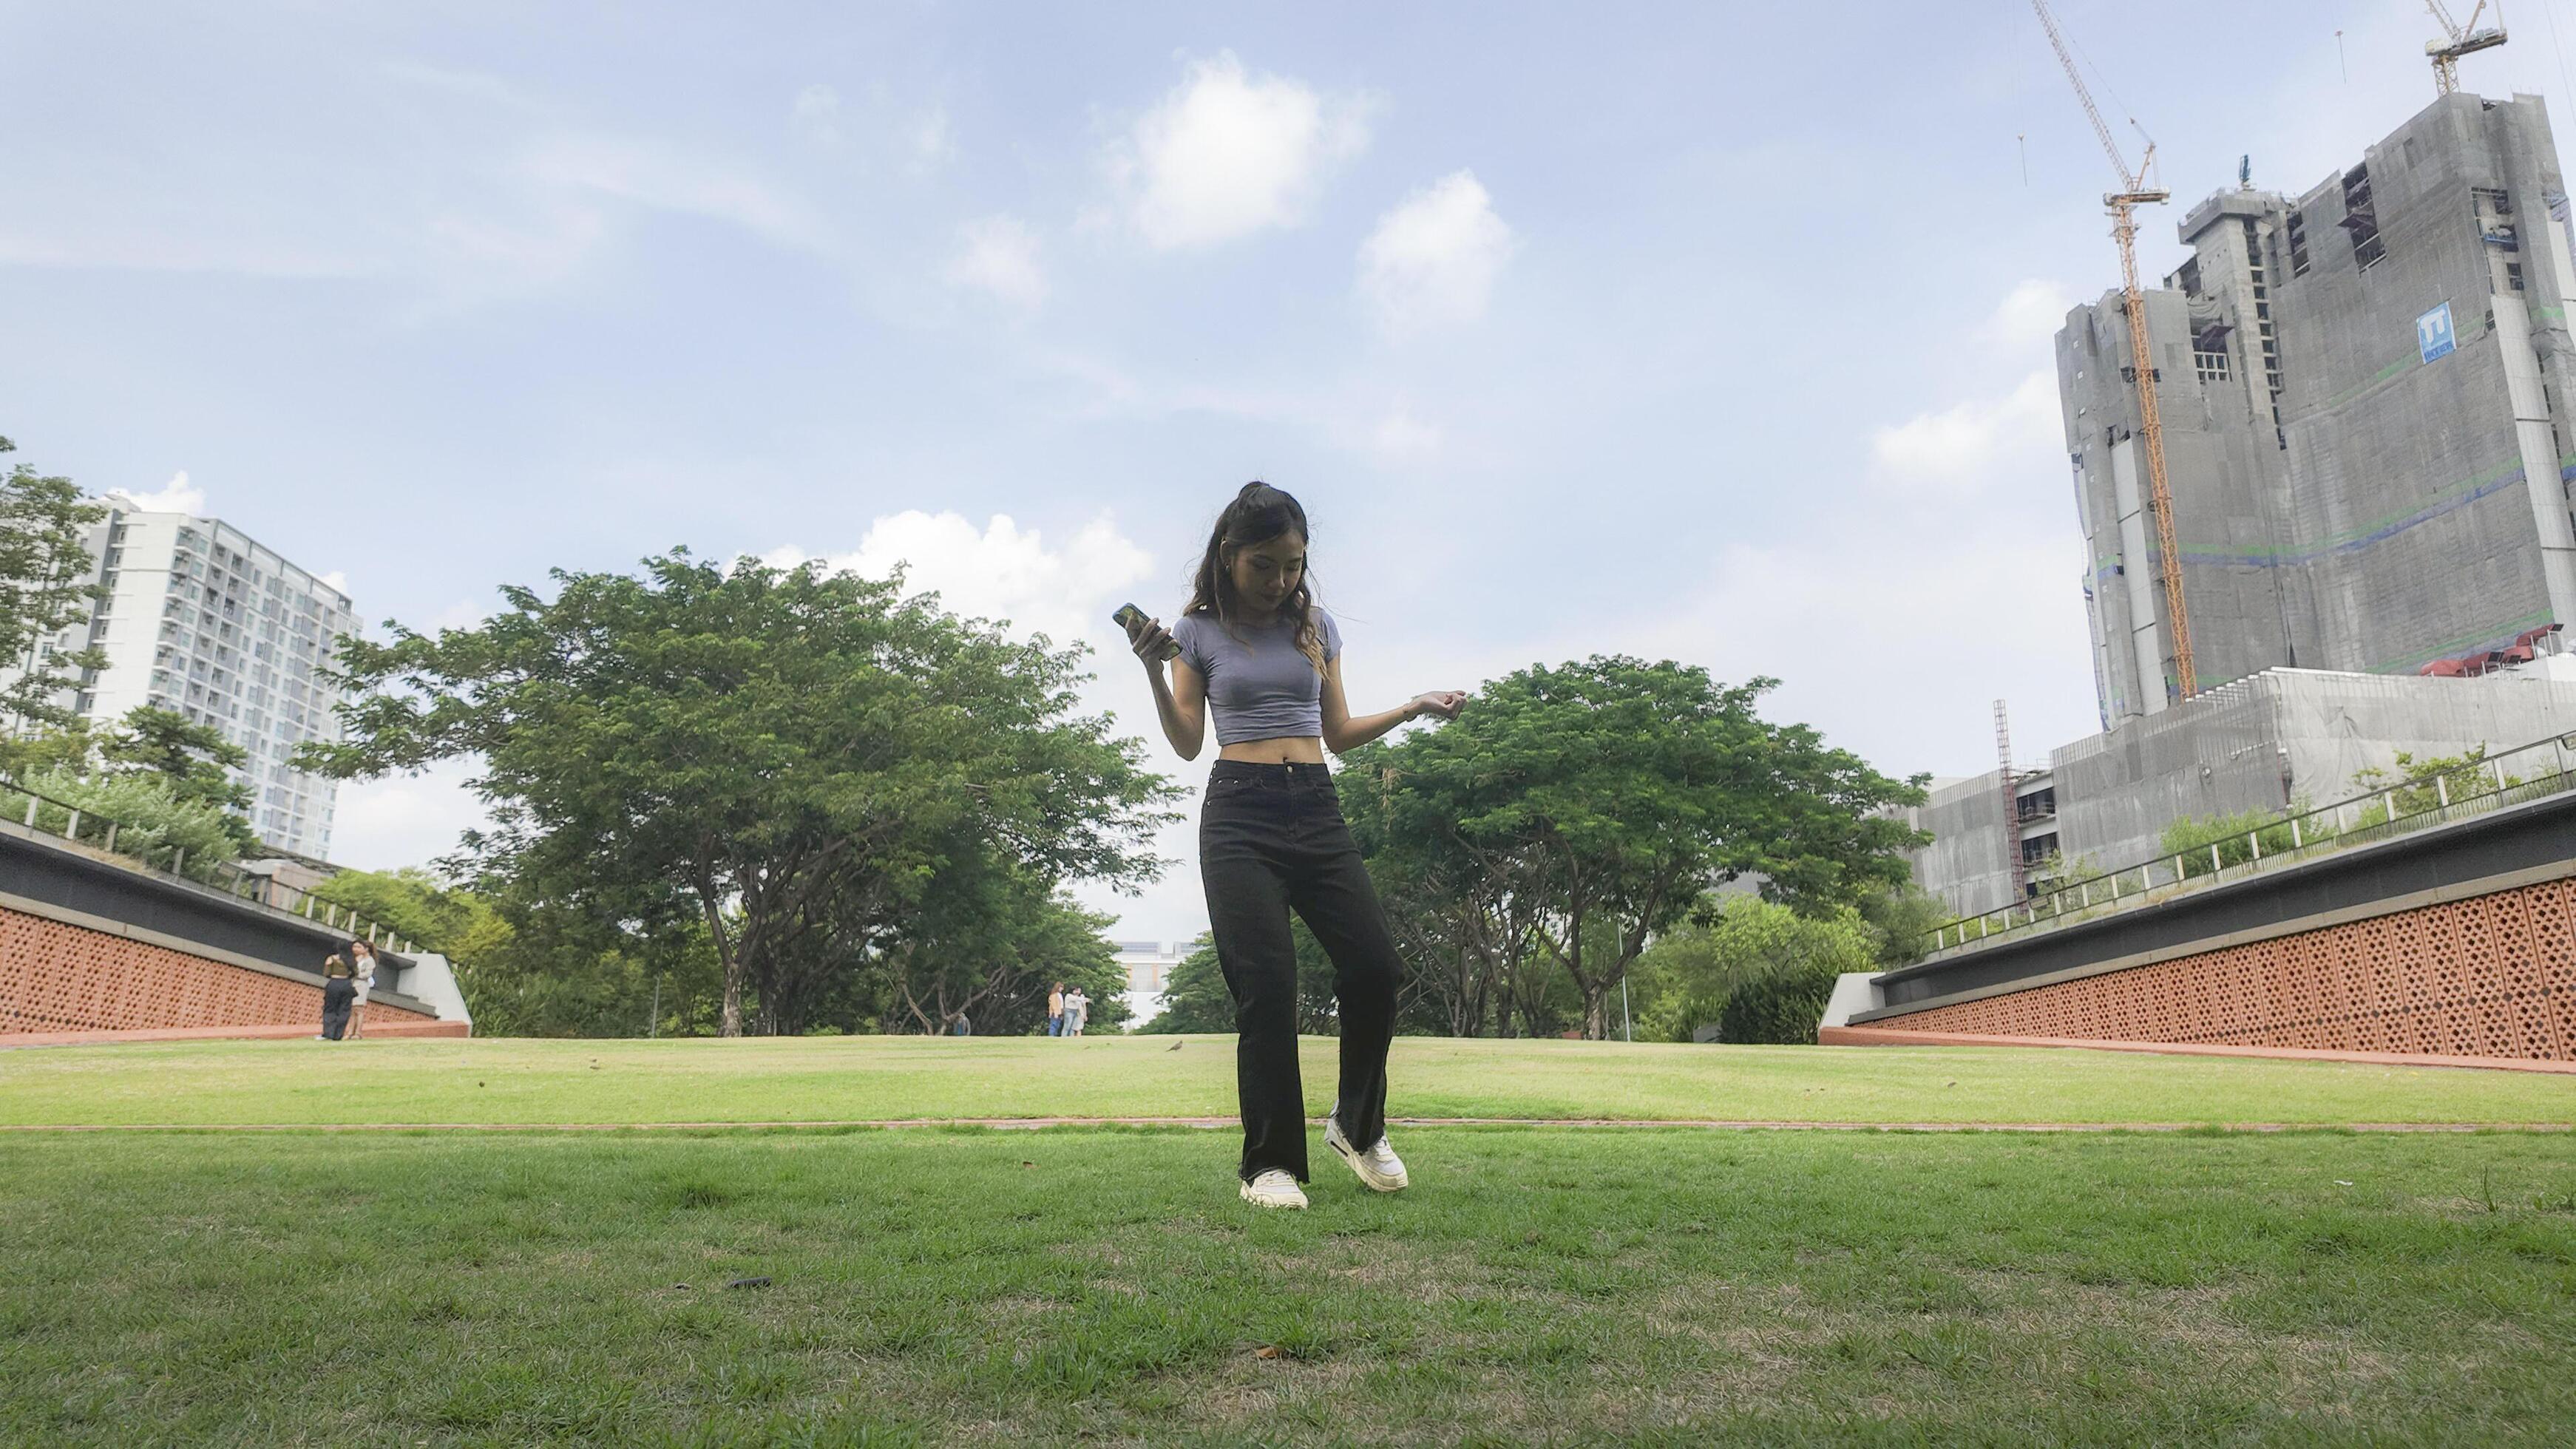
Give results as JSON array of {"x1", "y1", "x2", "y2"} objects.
[
  {"x1": 2288, "y1": 210, "x2": 2311, "y2": 276},
  {"x1": 2194, "y1": 349, "x2": 2232, "y2": 381},
  {"x1": 2342, "y1": 163, "x2": 2383, "y2": 269},
  {"x1": 2509, "y1": 261, "x2": 2526, "y2": 291}
]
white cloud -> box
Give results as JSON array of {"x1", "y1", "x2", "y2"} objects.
[
  {"x1": 328, "y1": 757, "x2": 493, "y2": 875},
  {"x1": 1982, "y1": 279, "x2": 2077, "y2": 351},
  {"x1": 105, "y1": 470, "x2": 206, "y2": 515},
  {"x1": 767, "y1": 510, "x2": 1153, "y2": 648},
  {"x1": 1869, "y1": 370, "x2": 2060, "y2": 493},
  {"x1": 317, "y1": 570, "x2": 350, "y2": 598},
  {"x1": 1112, "y1": 51, "x2": 1372, "y2": 249},
  {"x1": 943, "y1": 215, "x2": 1045, "y2": 306},
  {"x1": 907, "y1": 107, "x2": 955, "y2": 172},
  {"x1": 792, "y1": 84, "x2": 842, "y2": 144},
  {"x1": 424, "y1": 597, "x2": 495, "y2": 634},
  {"x1": 1358, "y1": 170, "x2": 1516, "y2": 336},
  {"x1": 1370, "y1": 404, "x2": 1443, "y2": 460}
]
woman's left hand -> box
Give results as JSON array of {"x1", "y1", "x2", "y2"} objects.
[{"x1": 1409, "y1": 690, "x2": 1468, "y2": 721}]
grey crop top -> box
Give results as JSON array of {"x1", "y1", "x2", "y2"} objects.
[{"x1": 1173, "y1": 608, "x2": 1342, "y2": 744}]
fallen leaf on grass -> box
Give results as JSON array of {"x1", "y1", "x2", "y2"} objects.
[{"x1": 1253, "y1": 1345, "x2": 1284, "y2": 1360}]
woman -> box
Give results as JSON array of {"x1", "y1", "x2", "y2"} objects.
[
  {"x1": 1123, "y1": 482, "x2": 1465, "y2": 1209},
  {"x1": 345, "y1": 940, "x2": 378, "y2": 1041},
  {"x1": 1047, "y1": 981, "x2": 1066, "y2": 1036},
  {"x1": 317, "y1": 955, "x2": 356, "y2": 1041}
]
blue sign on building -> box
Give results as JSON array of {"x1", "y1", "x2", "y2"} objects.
[{"x1": 2418, "y1": 301, "x2": 2457, "y2": 363}]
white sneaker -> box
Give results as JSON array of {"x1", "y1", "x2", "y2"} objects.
[
  {"x1": 1238, "y1": 1168, "x2": 1308, "y2": 1209},
  {"x1": 1323, "y1": 1118, "x2": 1409, "y2": 1192}
]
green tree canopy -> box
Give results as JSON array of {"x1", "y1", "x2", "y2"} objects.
[
  {"x1": 1342, "y1": 657, "x2": 1925, "y2": 1038},
  {"x1": 94, "y1": 705, "x2": 261, "y2": 849},
  {"x1": 0, "y1": 435, "x2": 108, "y2": 740},
  {"x1": 298, "y1": 550, "x2": 1179, "y2": 1036},
  {"x1": 100, "y1": 705, "x2": 251, "y2": 810}
]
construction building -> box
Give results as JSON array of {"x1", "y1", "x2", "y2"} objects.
[
  {"x1": 2061, "y1": 90, "x2": 2576, "y2": 723},
  {"x1": 0, "y1": 498, "x2": 357, "y2": 858},
  {"x1": 1905, "y1": 661, "x2": 2576, "y2": 918},
  {"x1": 1911, "y1": 86, "x2": 2576, "y2": 919}
]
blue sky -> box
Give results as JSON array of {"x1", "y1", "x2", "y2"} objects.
[{"x1": 7, "y1": 1, "x2": 2569, "y2": 943}]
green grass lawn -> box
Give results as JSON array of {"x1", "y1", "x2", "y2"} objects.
[
  {"x1": 5, "y1": 1034, "x2": 2574, "y2": 1127},
  {"x1": 5, "y1": 1039, "x2": 2572, "y2": 1442},
  {"x1": 6, "y1": 1127, "x2": 2575, "y2": 1445}
]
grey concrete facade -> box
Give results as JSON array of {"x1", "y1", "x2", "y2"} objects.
[
  {"x1": 1875, "y1": 785, "x2": 2576, "y2": 1019},
  {"x1": 1905, "y1": 663, "x2": 2576, "y2": 918},
  {"x1": 2057, "y1": 92, "x2": 2576, "y2": 724}
]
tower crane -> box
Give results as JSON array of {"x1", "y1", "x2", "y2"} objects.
[
  {"x1": 2425, "y1": 2, "x2": 2506, "y2": 96},
  {"x1": 2030, "y1": 0, "x2": 2196, "y2": 700}
]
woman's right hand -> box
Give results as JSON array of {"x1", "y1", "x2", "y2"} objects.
[{"x1": 1125, "y1": 612, "x2": 1175, "y2": 671}]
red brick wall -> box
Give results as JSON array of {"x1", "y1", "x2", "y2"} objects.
[
  {"x1": 1882, "y1": 878, "x2": 2576, "y2": 1062},
  {"x1": 0, "y1": 906, "x2": 438, "y2": 1037}
]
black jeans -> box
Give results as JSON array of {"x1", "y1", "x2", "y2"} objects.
[
  {"x1": 320, "y1": 978, "x2": 355, "y2": 1039},
  {"x1": 1199, "y1": 760, "x2": 1402, "y2": 1181}
]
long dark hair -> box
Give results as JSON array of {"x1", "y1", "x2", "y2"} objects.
[{"x1": 1184, "y1": 481, "x2": 1325, "y2": 672}]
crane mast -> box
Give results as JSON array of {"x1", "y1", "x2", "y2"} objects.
[{"x1": 2030, "y1": 0, "x2": 2195, "y2": 702}]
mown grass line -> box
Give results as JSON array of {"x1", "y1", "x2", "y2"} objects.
[
  {"x1": 6, "y1": 1035, "x2": 2573, "y2": 1128},
  {"x1": 5, "y1": 1128, "x2": 2575, "y2": 1445}
]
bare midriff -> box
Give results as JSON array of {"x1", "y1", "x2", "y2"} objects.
[{"x1": 1218, "y1": 735, "x2": 1328, "y2": 765}]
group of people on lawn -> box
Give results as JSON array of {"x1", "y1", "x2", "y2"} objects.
[{"x1": 1045, "y1": 981, "x2": 1091, "y2": 1037}]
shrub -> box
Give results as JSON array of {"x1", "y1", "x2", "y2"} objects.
[
  {"x1": 0, "y1": 767, "x2": 245, "y2": 880},
  {"x1": 1630, "y1": 897, "x2": 1877, "y2": 1045},
  {"x1": 2159, "y1": 807, "x2": 2299, "y2": 880},
  {"x1": 1717, "y1": 960, "x2": 1843, "y2": 1045}
]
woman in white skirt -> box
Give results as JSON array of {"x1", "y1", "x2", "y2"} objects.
[{"x1": 345, "y1": 939, "x2": 379, "y2": 1040}]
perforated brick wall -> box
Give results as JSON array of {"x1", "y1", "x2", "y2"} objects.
[
  {"x1": 1885, "y1": 878, "x2": 2576, "y2": 1062},
  {"x1": 0, "y1": 906, "x2": 436, "y2": 1037}
]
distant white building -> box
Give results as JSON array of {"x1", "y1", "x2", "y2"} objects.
[
  {"x1": 1111, "y1": 938, "x2": 1187, "y2": 1028},
  {"x1": 0, "y1": 501, "x2": 357, "y2": 858}
]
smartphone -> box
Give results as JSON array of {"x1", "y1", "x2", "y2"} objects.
[{"x1": 1113, "y1": 603, "x2": 1182, "y2": 660}]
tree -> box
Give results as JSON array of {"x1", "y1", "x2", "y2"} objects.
[
  {"x1": 0, "y1": 435, "x2": 109, "y2": 739},
  {"x1": 299, "y1": 550, "x2": 1179, "y2": 1036},
  {"x1": 1343, "y1": 658, "x2": 1926, "y2": 1038},
  {"x1": 95, "y1": 705, "x2": 261, "y2": 849},
  {"x1": 100, "y1": 705, "x2": 251, "y2": 810},
  {"x1": 0, "y1": 717, "x2": 97, "y2": 778},
  {"x1": 1854, "y1": 883, "x2": 1952, "y2": 969},
  {"x1": 873, "y1": 844, "x2": 1132, "y2": 1037}
]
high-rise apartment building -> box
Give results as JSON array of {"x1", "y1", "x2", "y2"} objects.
[
  {"x1": 1, "y1": 501, "x2": 358, "y2": 857},
  {"x1": 2058, "y1": 91, "x2": 2576, "y2": 726}
]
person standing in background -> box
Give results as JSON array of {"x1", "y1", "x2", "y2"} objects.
[
  {"x1": 317, "y1": 956, "x2": 356, "y2": 1041},
  {"x1": 345, "y1": 940, "x2": 379, "y2": 1040},
  {"x1": 1047, "y1": 981, "x2": 1066, "y2": 1036},
  {"x1": 1064, "y1": 985, "x2": 1089, "y2": 1037}
]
